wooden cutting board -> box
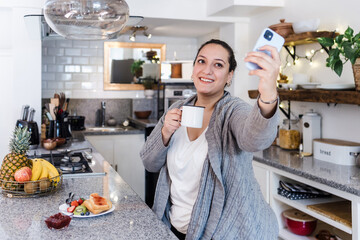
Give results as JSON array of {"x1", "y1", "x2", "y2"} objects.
[{"x1": 307, "y1": 201, "x2": 351, "y2": 227}]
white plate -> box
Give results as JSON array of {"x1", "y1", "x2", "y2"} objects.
[
  {"x1": 317, "y1": 83, "x2": 355, "y2": 90},
  {"x1": 59, "y1": 203, "x2": 115, "y2": 218},
  {"x1": 298, "y1": 83, "x2": 320, "y2": 89}
]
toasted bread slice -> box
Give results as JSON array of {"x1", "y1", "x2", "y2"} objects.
[{"x1": 83, "y1": 193, "x2": 112, "y2": 214}]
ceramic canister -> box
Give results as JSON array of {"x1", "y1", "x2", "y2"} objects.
[{"x1": 302, "y1": 111, "x2": 321, "y2": 154}]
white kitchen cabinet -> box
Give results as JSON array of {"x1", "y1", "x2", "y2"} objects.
[
  {"x1": 252, "y1": 161, "x2": 270, "y2": 203},
  {"x1": 255, "y1": 161, "x2": 359, "y2": 240},
  {"x1": 85, "y1": 134, "x2": 145, "y2": 200}
]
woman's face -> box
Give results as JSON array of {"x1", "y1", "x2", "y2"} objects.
[{"x1": 192, "y1": 43, "x2": 233, "y2": 96}]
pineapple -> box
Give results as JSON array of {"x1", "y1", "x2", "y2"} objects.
[{"x1": 0, "y1": 126, "x2": 31, "y2": 190}]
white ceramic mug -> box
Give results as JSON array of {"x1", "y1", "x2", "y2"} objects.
[{"x1": 181, "y1": 105, "x2": 205, "y2": 128}]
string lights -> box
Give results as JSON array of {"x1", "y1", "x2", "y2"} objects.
[{"x1": 281, "y1": 46, "x2": 326, "y2": 71}]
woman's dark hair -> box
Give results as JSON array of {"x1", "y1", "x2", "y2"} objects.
[{"x1": 193, "y1": 39, "x2": 237, "y2": 72}]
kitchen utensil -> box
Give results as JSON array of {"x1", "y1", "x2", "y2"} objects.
[
  {"x1": 269, "y1": 19, "x2": 294, "y2": 38},
  {"x1": 63, "y1": 98, "x2": 69, "y2": 111},
  {"x1": 42, "y1": 139, "x2": 57, "y2": 150},
  {"x1": 302, "y1": 111, "x2": 321, "y2": 154},
  {"x1": 56, "y1": 147, "x2": 92, "y2": 155},
  {"x1": 59, "y1": 92, "x2": 65, "y2": 109},
  {"x1": 48, "y1": 103, "x2": 56, "y2": 120},
  {"x1": 23, "y1": 105, "x2": 30, "y2": 121},
  {"x1": 313, "y1": 139, "x2": 360, "y2": 165},
  {"x1": 181, "y1": 106, "x2": 204, "y2": 128},
  {"x1": 20, "y1": 105, "x2": 28, "y2": 120},
  {"x1": 28, "y1": 108, "x2": 35, "y2": 122},
  {"x1": 292, "y1": 19, "x2": 320, "y2": 34},
  {"x1": 51, "y1": 97, "x2": 59, "y2": 107},
  {"x1": 282, "y1": 209, "x2": 317, "y2": 236},
  {"x1": 307, "y1": 201, "x2": 351, "y2": 228}
]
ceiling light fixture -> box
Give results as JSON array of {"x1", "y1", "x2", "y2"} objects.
[
  {"x1": 129, "y1": 31, "x2": 136, "y2": 41},
  {"x1": 43, "y1": 0, "x2": 130, "y2": 40},
  {"x1": 126, "y1": 25, "x2": 151, "y2": 41}
]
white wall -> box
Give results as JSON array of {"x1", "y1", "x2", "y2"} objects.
[
  {"x1": 0, "y1": 3, "x2": 42, "y2": 160},
  {"x1": 247, "y1": 0, "x2": 360, "y2": 143}
]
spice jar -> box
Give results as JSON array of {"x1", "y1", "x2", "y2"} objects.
[{"x1": 279, "y1": 119, "x2": 301, "y2": 150}]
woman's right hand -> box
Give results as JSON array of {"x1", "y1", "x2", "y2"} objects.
[{"x1": 161, "y1": 108, "x2": 182, "y2": 146}]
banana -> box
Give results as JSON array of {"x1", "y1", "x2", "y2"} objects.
[
  {"x1": 30, "y1": 159, "x2": 43, "y2": 181},
  {"x1": 39, "y1": 161, "x2": 49, "y2": 179},
  {"x1": 39, "y1": 159, "x2": 60, "y2": 184}
]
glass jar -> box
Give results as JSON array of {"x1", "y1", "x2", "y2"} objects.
[{"x1": 279, "y1": 119, "x2": 301, "y2": 150}]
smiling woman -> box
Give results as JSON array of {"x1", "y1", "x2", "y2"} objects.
[{"x1": 103, "y1": 42, "x2": 166, "y2": 90}]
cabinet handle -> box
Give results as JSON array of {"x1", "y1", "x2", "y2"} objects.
[{"x1": 115, "y1": 164, "x2": 118, "y2": 172}]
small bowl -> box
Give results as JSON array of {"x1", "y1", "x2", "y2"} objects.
[
  {"x1": 54, "y1": 137, "x2": 66, "y2": 147},
  {"x1": 269, "y1": 19, "x2": 294, "y2": 38},
  {"x1": 282, "y1": 209, "x2": 317, "y2": 236},
  {"x1": 134, "y1": 111, "x2": 152, "y2": 119},
  {"x1": 43, "y1": 139, "x2": 57, "y2": 150}
]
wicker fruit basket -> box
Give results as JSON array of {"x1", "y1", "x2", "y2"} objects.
[{"x1": 0, "y1": 169, "x2": 63, "y2": 198}]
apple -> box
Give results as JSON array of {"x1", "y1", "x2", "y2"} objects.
[{"x1": 14, "y1": 167, "x2": 32, "y2": 182}]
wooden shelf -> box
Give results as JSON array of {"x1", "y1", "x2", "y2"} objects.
[
  {"x1": 284, "y1": 31, "x2": 338, "y2": 46},
  {"x1": 248, "y1": 89, "x2": 360, "y2": 105}
]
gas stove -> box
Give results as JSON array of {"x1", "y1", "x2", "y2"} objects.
[{"x1": 28, "y1": 150, "x2": 103, "y2": 178}]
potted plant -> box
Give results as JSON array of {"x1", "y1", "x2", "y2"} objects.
[
  {"x1": 317, "y1": 26, "x2": 360, "y2": 91},
  {"x1": 130, "y1": 60, "x2": 145, "y2": 78},
  {"x1": 140, "y1": 77, "x2": 156, "y2": 98}
]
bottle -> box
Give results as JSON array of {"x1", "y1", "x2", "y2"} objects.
[
  {"x1": 302, "y1": 111, "x2": 321, "y2": 154},
  {"x1": 279, "y1": 119, "x2": 301, "y2": 150}
]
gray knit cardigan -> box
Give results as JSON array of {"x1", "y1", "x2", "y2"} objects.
[{"x1": 140, "y1": 91, "x2": 279, "y2": 240}]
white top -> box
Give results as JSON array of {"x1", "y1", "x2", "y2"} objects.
[{"x1": 167, "y1": 126, "x2": 208, "y2": 234}]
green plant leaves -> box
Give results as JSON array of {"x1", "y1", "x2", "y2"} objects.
[
  {"x1": 344, "y1": 26, "x2": 354, "y2": 39},
  {"x1": 333, "y1": 60, "x2": 343, "y2": 76},
  {"x1": 317, "y1": 37, "x2": 334, "y2": 47}
]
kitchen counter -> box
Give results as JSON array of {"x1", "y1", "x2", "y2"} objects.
[
  {"x1": 0, "y1": 138, "x2": 176, "y2": 239},
  {"x1": 253, "y1": 146, "x2": 360, "y2": 196},
  {"x1": 128, "y1": 117, "x2": 158, "y2": 128}
]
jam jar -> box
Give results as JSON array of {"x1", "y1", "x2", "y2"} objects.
[{"x1": 279, "y1": 119, "x2": 301, "y2": 150}]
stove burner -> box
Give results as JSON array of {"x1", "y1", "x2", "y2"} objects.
[
  {"x1": 60, "y1": 162, "x2": 83, "y2": 172},
  {"x1": 28, "y1": 152, "x2": 93, "y2": 175}
]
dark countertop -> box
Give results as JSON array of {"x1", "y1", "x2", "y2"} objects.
[
  {"x1": 128, "y1": 117, "x2": 158, "y2": 128},
  {"x1": 253, "y1": 146, "x2": 360, "y2": 196}
]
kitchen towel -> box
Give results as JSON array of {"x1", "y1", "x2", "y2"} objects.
[{"x1": 277, "y1": 180, "x2": 331, "y2": 200}]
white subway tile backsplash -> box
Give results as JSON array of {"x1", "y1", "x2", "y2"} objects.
[
  {"x1": 43, "y1": 73, "x2": 56, "y2": 81},
  {"x1": 81, "y1": 82, "x2": 96, "y2": 89},
  {"x1": 42, "y1": 40, "x2": 56, "y2": 47},
  {"x1": 82, "y1": 66, "x2": 97, "y2": 73},
  {"x1": 56, "y1": 73, "x2": 72, "y2": 81},
  {"x1": 56, "y1": 57, "x2": 72, "y2": 64},
  {"x1": 90, "y1": 57, "x2": 102, "y2": 65},
  {"x1": 48, "y1": 81, "x2": 64, "y2": 89},
  {"x1": 42, "y1": 65, "x2": 47, "y2": 72},
  {"x1": 57, "y1": 40, "x2": 72, "y2": 48},
  {"x1": 73, "y1": 40, "x2": 90, "y2": 48},
  {"x1": 48, "y1": 48, "x2": 64, "y2": 56},
  {"x1": 65, "y1": 48, "x2": 82, "y2": 56},
  {"x1": 72, "y1": 73, "x2": 89, "y2": 81},
  {"x1": 89, "y1": 73, "x2": 102, "y2": 81},
  {"x1": 47, "y1": 65, "x2": 64, "y2": 72},
  {"x1": 65, "y1": 82, "x2": 81, "y2": 90},
  {"x1": 43, "y1": 56, "x2": 56, "y2": 64},
  {"x1": 81, "y1": 48, "x2": 97, "y2": 57},
  {"x1": 97, "y1": 66, "x2": 103, "y2": 73},
  {"x1": 89, "y1": 41, "x2": 103, "y2": 49},
  {"x1": 65, "y1": 65, "x2": 81, "y2": 72},
  {"x1": 73, "y1": 57, "x2": 89, "y2": 65}
]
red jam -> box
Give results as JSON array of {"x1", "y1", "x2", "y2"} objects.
[{"x1": 45, "y1": 213, "x2": 71, "y2": 229}]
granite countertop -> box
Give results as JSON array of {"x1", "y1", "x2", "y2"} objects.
[
  {"x1": 0, "y1": 139, "x2": 176, "y2": 239},
  {"x1": 253, "y1": 146, "x2": 360, "y2": 197},
  {"x1": 80, "y1": 125, "x2": 144, "y2": 136},
  {"x1": 128, "y1": 117, "x2": 158, "y2": 128}
]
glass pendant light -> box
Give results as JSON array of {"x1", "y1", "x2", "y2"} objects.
[{"x1": 43, "y1": 0, "x2": 129, "y2": 40}]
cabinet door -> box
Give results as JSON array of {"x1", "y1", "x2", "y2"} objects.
[
  {"x1": 114, "y1": 134, "x2": 145, "y2": 201},
  {"x1": 252, "y1": 162, "x2": 270, "y2": 203},
  {"x1": 85, "y1": 135, "x2": 114, "y2": 167}
]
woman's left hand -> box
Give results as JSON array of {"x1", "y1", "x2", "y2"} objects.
[{"x1": 245, "y1": 45, "x2": 280, "y2": 117}]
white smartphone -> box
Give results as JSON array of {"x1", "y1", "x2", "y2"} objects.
[{"x1": 246, "y1": 28, "x2": 285, "y2": 70}]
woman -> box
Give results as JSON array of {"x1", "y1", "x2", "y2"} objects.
[{"x1": 140, "y1": 39, "x2": 280, "y2": 240}]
